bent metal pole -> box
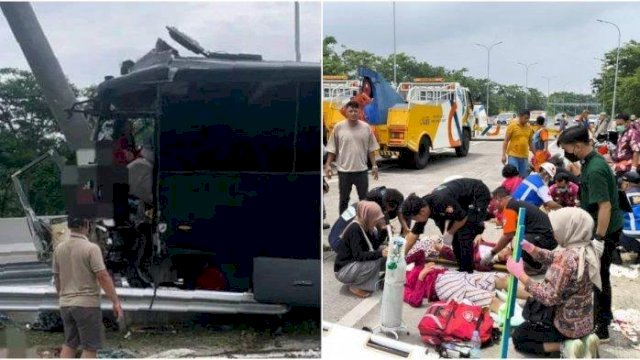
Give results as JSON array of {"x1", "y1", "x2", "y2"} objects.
[{"x1": 1, "y1": 2, "x2": 92, "y2": 151}]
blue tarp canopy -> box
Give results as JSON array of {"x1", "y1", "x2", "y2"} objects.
[{"x1": 357, "y1": 67, "x2": 404, "y2": 125}]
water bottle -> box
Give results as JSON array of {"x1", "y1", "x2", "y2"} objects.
[{"x1": 470, "y1": 330, "x2": 481, "y2": 359}]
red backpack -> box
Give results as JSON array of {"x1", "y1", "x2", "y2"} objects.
[{"x1": 418, "y1": 300, "x2": 494, "y2": 346}]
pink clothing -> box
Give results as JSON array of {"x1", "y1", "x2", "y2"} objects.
[
  {"x1": 502, "y1": 177, "x2": 523, "y2": 195},
  {"x1": 549, "y1": 182, "x2": 579, "y2": 207}
]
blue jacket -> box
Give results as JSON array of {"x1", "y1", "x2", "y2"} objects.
[
  {"x1": 513, "y1": 173, "x2": 553, "y2": 207},
  {"x1": 623, "y1": 185, "x2": 640, "y2": 237}
]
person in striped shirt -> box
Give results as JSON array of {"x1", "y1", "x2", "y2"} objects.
[{"x1": 413, "y1": 261, "x2": 529, "y2": 318}]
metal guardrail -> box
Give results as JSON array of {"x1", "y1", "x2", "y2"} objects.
[
  {"x1": 0, "y1": 285, "x2": 290, "y2": 315},
  {"x1": 0, "y1": 261, "x2": 52, "y2": 285}
]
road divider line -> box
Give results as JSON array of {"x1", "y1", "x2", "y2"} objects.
[{"x1": 337, "y1": 294, "x2": 381, "y2": 328}]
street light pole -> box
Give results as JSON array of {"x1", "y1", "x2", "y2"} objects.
[
  {"x1": 541, "y1": 76, "x2": 555, "y2": 113},
  {"x1": 561, "y1": 81, "x2": 571, "y2": 114},
  {"x1": 598, "y1": 19, "x2": 621, "y2": 119},
  {"x1": 294, "y1": 2, "x2": 301, "y2": 62},
  {"x1": 518, "y1": 61, "x2": 538, "y2": 109},
  {"x1": 475, "y1": 41, "x2": 502, "y2": 116},
  {"x1": 393, "y1": 1, "x2": 397, "y2": 85},
  {"x1": 594, "y1": 57, "x2": 607, "y2": 110}
]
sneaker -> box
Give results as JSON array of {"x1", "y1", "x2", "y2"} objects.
[
  {"x1": 497, "y1": 302, "x2": 525, "y2": 327},
  {"x1": 581, "y1": 334, "x2": 600, "y2": 358},
  {"x1": 561, "y1": 339, "x2": 585, "y2": 358},
  {"x1": 495, "y1": 289, "x2": 507, "y2": 302},
  {"x1": 594, "y1": 324, "x2": 610, "y2": 343}
]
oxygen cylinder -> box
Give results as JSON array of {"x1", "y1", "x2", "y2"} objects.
[{"x1": 380, "y1": 235, "x2": 406, "y2": 328}]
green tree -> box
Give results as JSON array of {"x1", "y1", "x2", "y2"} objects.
[
  {"x1": 322, "y1": 36, "x2": 346, "y2": 76},
  {"x1": 618, "y1": 68, "x2": 640, "y2": 116},
  {"x1": 324, "y1": 36, "x2": 597, "y2": 117},
  {"x1": 592, "y1": 40, "x2": 640, "y2": 116},
  {"x1": 0, "y1": 68, "x2": 73, "y2": 217}
]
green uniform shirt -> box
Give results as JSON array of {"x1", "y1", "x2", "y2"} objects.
[{"x1": 579, "y1": 150, "x2": 624, "y2": 235}]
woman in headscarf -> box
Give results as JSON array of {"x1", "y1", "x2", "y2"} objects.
[
  {"x1": 508, "y1": 207, "x2": 601, "y2": 358},
  {"x1": 334, "y1": 201, "x2": 389, "y2": 298}
]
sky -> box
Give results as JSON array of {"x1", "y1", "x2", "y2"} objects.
[
  {"x1": 0, "y1": 2, "x2": 321, "y2": 88},
  {"x1": 324, "y1": 2, "x2": 639, "y2": 95}
]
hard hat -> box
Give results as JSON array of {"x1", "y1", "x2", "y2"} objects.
[
  {"x1": 622, "y1": 171, "x2": 640, "y2": 184},
  {"x1": 539, "y1": 162, "x2": 556, "y2": 179}
]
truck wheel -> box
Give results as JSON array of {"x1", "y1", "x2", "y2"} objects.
[
  {"x1": 400, "y1": 136, "x2": 430, "y2": 169},
  {"x1": 455, "y1": 128, "x2": 471, "y2": 157}
]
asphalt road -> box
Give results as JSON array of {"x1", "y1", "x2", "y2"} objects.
[{"x1": 322, "y1": 139, "x2": 640, "y2": 358}]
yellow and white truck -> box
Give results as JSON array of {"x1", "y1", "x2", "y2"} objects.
[
  {"x1": 383, "y1": 79, "x2": 475, "y2": 169},
  {"x1": 323, "y1": 70, "x2": 475, "y2": 169}
]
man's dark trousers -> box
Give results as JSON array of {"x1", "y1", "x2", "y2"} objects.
[
  {"x1": 338, "y1": 171, "x2": 368, "y2": 214},
  {"x1": 595, "y1": 229, "x2": 621, "y2": 327}
]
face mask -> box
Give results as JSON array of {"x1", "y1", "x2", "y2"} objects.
[
  {"x1": 557, "y1": 187, "x2": 568, "y2": 193},
  {"x1": 564, "y1": 151, "x2": 580, "y2": 163},
  {"x1": 617, "y1": 125, "x2": 627, "y2": 133},
  {"x1": 387, "y1": 209, "x2": 398, "y2": 220}
]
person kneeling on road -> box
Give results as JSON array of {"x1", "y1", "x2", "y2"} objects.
[
  {"x1": 482, "y1": 187, "x2": 557, "y2": 275},
  {"x1": 334, "y1": 201, "x2": 389, "y2": 298},
  {"x1": 512, "y1": 162, "x2": 562, "y2": 210},
  {"x1": 401, "y1": 178, "x2": 491, "y2": 273},
  {"x1": 328, "y1": 187, "x2": 405, "y2": 251},
  {"x1": 619, "y1": 171, "x2": 640, "y2": 263},
  {"x1": 509, "y1": 207, "x2": 601, "y2": 358}
]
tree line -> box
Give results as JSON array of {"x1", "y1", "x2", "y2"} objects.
[
  {"x1": 324, "y1": 36, "x2": 601, "y2": 117},
  {"x1": 592, "y1": 40, "x2": 640, "y2": 117}
]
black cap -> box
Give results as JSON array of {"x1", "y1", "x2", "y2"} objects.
[{"x1": 622, "y1": 171, "x2": 640, "y2": 184}]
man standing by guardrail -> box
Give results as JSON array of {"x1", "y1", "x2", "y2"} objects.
[{"x1": 53, "y1": 217, "x2": 123, "y2": 358}]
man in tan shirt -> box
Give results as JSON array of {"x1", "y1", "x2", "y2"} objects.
[
  {"x1": 53, "y1": 217, "x2": 123, "y2": 358},
  {"x1": 325, "y1": 100, "x2": 380, "y2": 214}
]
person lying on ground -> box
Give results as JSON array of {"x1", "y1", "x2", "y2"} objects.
[
  {"x1": 334, "y1": 201, "x2": 389, "y2": 298},
  {"x1": 406, "y1": 234, "x2": 510, "y2": 271},
  {"x1": 483, "y1": 187, "x2": 557, "y2": 275},
  {"x1": 404, "y1": 253, "x2": 529, "y2": 325},
  {"x1": 509, "y1": 207, "x2": 601, "y2": 358}
]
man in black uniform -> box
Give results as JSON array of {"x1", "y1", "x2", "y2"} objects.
[{"x1": 401, "y1": 178, "x2": 491, "y2": 273}]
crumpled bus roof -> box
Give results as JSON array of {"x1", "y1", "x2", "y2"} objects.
[{"x1": 95, "y1": 48, "x2": 319, "y2": 109}]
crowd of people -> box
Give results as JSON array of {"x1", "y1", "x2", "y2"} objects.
[{"x1": 324, "y1": 104, "x2": 640, "y2": 357}]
